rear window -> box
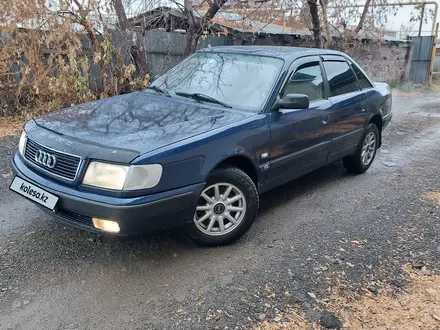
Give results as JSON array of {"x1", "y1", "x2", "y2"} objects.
[
  {"x1": 349, "y1": 60, "x2": 373, "y2": 89},
  {"x1": 323, "y1": 61, "x2": 359, "y2": 97}
]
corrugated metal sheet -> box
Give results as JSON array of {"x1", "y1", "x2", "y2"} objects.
[
  {"x1": 434, "y1": 55, "x2": 440, "y2": 72},
  {"x1": 214, "y1": 20, "x2": 312, "y2": 36},
  {"x1": 140, "y1": 30, "x2": 231, "y2": 78},
  {"x1": 410, "y1": 36, "x2": 434, "y2": 84}
]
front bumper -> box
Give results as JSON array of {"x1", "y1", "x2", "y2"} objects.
[{"x1": 11, "y1": 153, "x2": 205, "y2": 235}]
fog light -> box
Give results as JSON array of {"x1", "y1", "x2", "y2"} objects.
[{"x1": 92, "y1": 218, "x2": 120, "y2": 233}]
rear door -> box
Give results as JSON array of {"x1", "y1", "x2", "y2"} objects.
[
  {"x1": 265, "y1": 56, "x2": 333, "y2": 188},
  {"x1": 322, "y1": 56, "x2": 369, "y2": 162}
]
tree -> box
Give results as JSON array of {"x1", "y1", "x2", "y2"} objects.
[
  {"x1": 319, "y1": 0, "x2": 331, "y2": 47},
  {"x1": 113, "y1": 0, "x2": 129, "y2": 30},
  {"x1": 355, "y1": 0, "x2": 372, "y2": 33},
  {"x1": 184, "y1": 0, "x2": 229, "y2": 55},
  {"x1": 307, "y1": 0, "x2": 322, "y2": 48},
  {"x1": 111, "y1": 0, "x2": 148, "y2": 76},
  {"x1": 306, "y1": 0, "x2": 387, "y2": 47},
  {"x1": 111, "y1": 0, "x2": 228, "y2": 62}
]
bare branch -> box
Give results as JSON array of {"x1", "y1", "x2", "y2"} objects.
[{"x1": 355, "y1": 0, "x2": 372, "y2": 34}]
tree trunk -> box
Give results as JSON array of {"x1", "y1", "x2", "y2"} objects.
[
  {"x1": 113, "y1": 0, "x2": 129, "y2": 30},
  {"x1": 111, "y1": 0, "x2": 148, "y2": 76},
  {"x1": 185, "y1": 8, "x2": 201, "y2": 56},
  {"x1": 355, "y1": 0, "x2": 372, "y2": 34},
  {"x1": 202, "y1": 0, "x2": 228, "y2": 22},
  {"x1": 319, "y1": 0, "x2": 331, "y2": 48},
  {"x1": 71, "y1": 0, "x2": 107, "y2": 91},
  {"x1": 72, "y1": 0, "x2": 100, "y2": 52},
  {"x1": 308, "y1": 0, "x2": 322, "y2": 48}
]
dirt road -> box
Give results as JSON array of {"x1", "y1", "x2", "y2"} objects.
[{"x1": 1, "y1": 93, "x2": 439, "y2": 329}]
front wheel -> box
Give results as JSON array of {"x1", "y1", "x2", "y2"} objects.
[
  {"x1": 186, "y1": 167, "x2": 259, "y2": 246},
  {"x1": 343, "y1": 123, "x2": 379, "y2": 174}
]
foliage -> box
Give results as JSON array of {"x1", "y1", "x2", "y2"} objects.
[{"x1": 0, "y1": 0, "x2": 146, "y2": 117}]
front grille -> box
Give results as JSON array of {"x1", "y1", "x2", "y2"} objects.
[
  {"x1": 56, "y1": 209, "x2": 94, "y2": 227},
  {"x1": 24, "y1": 139, "x2": 81, "y2": 181}
]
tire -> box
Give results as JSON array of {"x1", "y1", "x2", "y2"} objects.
[
  {"x1": 186, "y1": 167, "x2": 259, "y2": 246},
  {"x1": 343, "y1": 123, "x2": 379, "y2": 174}
]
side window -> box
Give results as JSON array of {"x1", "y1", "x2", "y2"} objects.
[
  {"x1": 282, "y1": 62, "x2": 324, "y2": 101},
  {"x1": 349, "y1": 60, "x2": 373, "y2": 90},
  {"x1": 323, "y1": 61, "x2": 359, "y2": 97}
]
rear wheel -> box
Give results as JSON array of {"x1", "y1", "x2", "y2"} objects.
[
  {"x1": 343, "y1": 123, "x2": 379, "y2": 174},
  {"x1": 186, "y1": 167, "x2": 259, "y2": 246}
]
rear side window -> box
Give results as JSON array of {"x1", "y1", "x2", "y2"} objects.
[
  {"x1": 282, "y1": 62, "x2": 324, "y2": 101},
  {"x1": 323, "y1": 61, "x2": 359, "y2": 97},
  {"x1": 349, "y1": 60, "x2": 373, "y2": 89}
]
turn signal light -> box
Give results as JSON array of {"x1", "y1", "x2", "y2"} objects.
[{"x1": 92, "y1": 218, "x2": 120, "y2": 233}]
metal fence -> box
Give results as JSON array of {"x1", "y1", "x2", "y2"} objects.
[
  {"x1": 141, "y1": 30, "x2": 232, "y2": 79},
  {"x1": 5, "y1": 29, "x2": 231, "y2": 93},
  {"x1": 434, "y1": 55, "x2": 440, "y2": 72}
]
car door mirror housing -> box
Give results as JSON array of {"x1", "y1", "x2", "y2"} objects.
[{"x1": 272, "y1": 94, "x2": 310, "y2": 111}]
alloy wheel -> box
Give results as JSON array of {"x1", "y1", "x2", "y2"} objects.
[
  {"x1": 193, "y1": 183, "x2": 247, "y2": 236},
  {"x1": 361, "y1": 131, "x2": 377, "y2": 166}
]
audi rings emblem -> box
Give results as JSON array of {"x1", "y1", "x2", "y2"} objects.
[{"x1": 35, "y1": 150, "x2": 57, "y2": 169}]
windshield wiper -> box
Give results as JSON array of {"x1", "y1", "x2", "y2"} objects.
[
  {"x1": 146, "y1": 86, "x2": 172, "y2": 97},
  {"x1": 175, "y1": 91, "x2": 232, "y2": 108}
]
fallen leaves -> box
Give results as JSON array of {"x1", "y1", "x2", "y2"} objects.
[
  {"x1": 327, "y1": 268, "x2": 440, "y2": 329},
  {"x1": 0, "y1": 116, "x2": 24, "y2": 137},
  {"x1": 253, "y1": 269, "x2": 440, "y2": 330},
  {"x1": 253, "y1": 307, "x2": 320, "y2": 330},
  {"x1": 422, "y1": 192, "x2": 440, "y2": 206}
]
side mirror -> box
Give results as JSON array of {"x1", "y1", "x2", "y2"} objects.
[{"x1": 272, "y1": 94, "x2": 310, "y2": 111}]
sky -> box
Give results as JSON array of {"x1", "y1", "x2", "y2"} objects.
[
  {"x1": 382, "y1": 1, "x2": 440, "y2": 37},
  {"x1": 130, "y1": 0, "x2": 440, "y2": 37}
]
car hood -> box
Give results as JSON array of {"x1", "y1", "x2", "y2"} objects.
[{"x1": 34, "y1": 92, "x2": 254, "y2": 155}]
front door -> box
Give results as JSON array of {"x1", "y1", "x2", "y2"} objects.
[{"x1": 264, "y1": 56, "x2": 333, "y2": 189}]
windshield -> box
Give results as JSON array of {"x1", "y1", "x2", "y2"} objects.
[{"x1": 151, "y1": 52, "x2": 284, "y2": 111}]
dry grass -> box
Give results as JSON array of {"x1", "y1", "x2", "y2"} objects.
[
  {"x1": 255, "y1": 270, "x2": 440, "y2": 330},
  {"x1": 328, "y1": 270, "x2": 440, "y2": 329},
  {"x1": 0, "y1": 116, "x2": 24, "y2": 138},
  {"x1": 422, "y1": 192, "x2": 440, "y2": 206},
  {"x1": 253, "y1": 308, "x2": 319, "y2": 330},
  {"x1": 393, "y1": 78, "x2": 440, "y2": 95}
]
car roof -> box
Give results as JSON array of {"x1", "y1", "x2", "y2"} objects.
[{"x1": 198, "y1": 46, "x2": 346, "y2": 62}]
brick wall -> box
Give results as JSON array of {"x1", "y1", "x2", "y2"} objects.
[
  {"x1": 250, "y1": 36, "x2": 413, "y2": 84},
  {"x1": 345, "y1": 43, "x2": 413, "y2": 84}
]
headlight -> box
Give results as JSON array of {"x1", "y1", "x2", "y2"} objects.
[
  {"x1": 18, "y1": 131, "x2": 26, "y2": 156},
  {"x1": 83, "y1": 162, "x2": 129, "y2": 190},
  {"x1": 82, "y1": 162, "x2": 162, "y2": 190},
  {"x1": 124, "y1": 164, "x2": 163, "y2": 190}
]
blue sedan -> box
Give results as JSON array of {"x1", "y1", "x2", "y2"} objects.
[{"x1": 10, "y1": 46, "x2": 392, "y2": 246}]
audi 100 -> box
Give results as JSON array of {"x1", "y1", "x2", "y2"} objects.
[{"x1": 10, "y1": 46, "x2": 392, "y2": 246}]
